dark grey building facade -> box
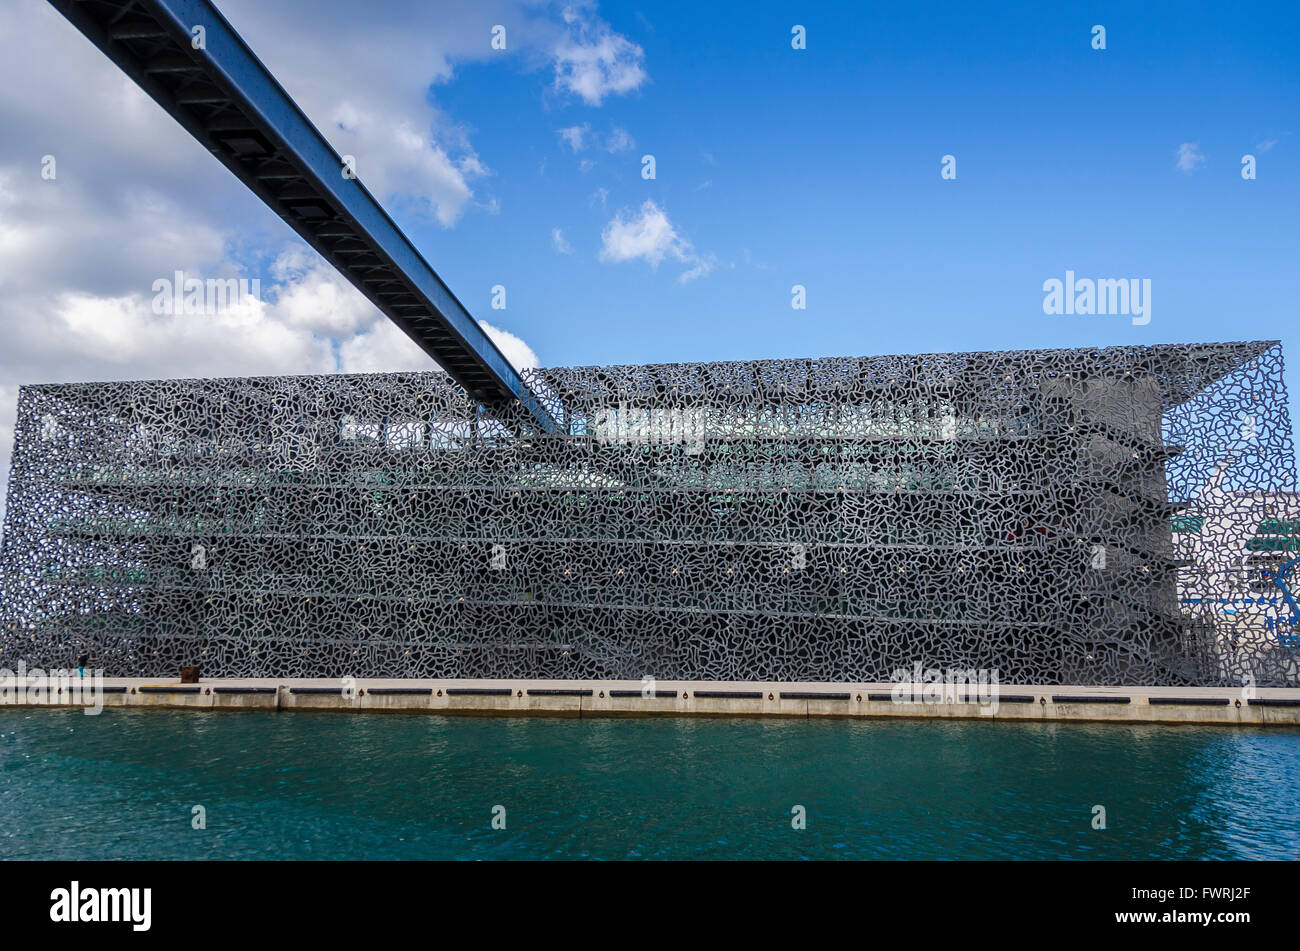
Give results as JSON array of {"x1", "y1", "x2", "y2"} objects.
[{"x1": 1, "y1": 341, "x2": 1295, "y2": 685}]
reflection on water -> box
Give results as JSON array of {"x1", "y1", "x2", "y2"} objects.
[{"x1": 1, "y1": 709, "x2": 1297, "y2": 859}]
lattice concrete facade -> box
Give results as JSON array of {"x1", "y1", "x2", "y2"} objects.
[{"x1": 1, "y1": 341, "x2": 1296, "y2": 685}]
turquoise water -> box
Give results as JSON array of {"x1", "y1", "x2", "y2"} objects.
[{"x1": 1, "y1": 709, "x2": 1298, "y2": 860}]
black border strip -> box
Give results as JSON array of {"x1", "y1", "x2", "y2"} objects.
[
  {"x1": 213, "y1": 686, "x2": 277, "y2": 695},
  {"x1": 1148, "y1": 696, "x2": 1231, "y2": 706},
  {"x1": 367, "y1": 688, "x2": 433, "y2": 696},
  {"x1": 138, "y1": 685, "x2": 201, "y2": 694},
  {"x1": 444, "y1": 687, "x2": 512, "y2": 696}
]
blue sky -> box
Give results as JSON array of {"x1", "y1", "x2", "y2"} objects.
[
  {"x1": 399, "y1": 0, "x2": 1300, "y2": 370},
  {"x1": 0, "y1": 0, "x2": 1298, "y2": 518}
]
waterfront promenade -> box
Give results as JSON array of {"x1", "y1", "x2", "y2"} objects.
[{"x1": 5, "y1": 677, "x2": 1300, "y2": 726}]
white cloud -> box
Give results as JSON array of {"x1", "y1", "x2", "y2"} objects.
[
  {"x1": 270, "y1": 247, "x2": 381, "y2": 336},
  {"x1": 598, "y1": 200, "x2": 714, "y2": 283},
  {"x1": 479, "y1": 319, "x2": 540, "y2": 370},
  {"x1": 209, "y1": 0, "x2": 519, "y2": 229},
  {"x1": 604, "y1": 127, "x2": 635, "y2": 152},
  {"x1": 552, "y1": 7, "x2": 648, "y2": 106},
  {"x1": 678, "y1": 257, "x2": 715, "y2": 284},
  {"x1": 557, "y1": 123, "x2": 590, "y2": 151},
  {"x1": 1256, "y1": 138, "x2": 1278, "y2": 153},
  {"x1": 558, "y1": 123, "x2": 633, "y2": 154},
  {"x1": 329, "y1": 107, "x2": 486, "y2": 227},
  {"x1": 552, "y1": 227, "x2": 574, "y2": 254},
  {"x1": 1176, "y1": 142, "x2": 1206, "y2": 173},
  {"x1": 600, "y1": 201, "x2": 676, "y2": 266},
  {"x1": 55, "y1": 288, "x2": 336, "y2": 373},
  {"x1": 330, "y1": 303, "x2": 541, "y2": 376},
  {"x1": 337, "y1": 317, "x2": 431, "y2": 374}
]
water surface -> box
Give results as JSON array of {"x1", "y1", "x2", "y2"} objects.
[{"x1": 1, "y1": 709, "x2": 1297, "y2": 859}]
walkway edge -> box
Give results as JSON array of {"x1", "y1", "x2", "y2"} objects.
[{"x1": 3, "y1": 679, "x2": 1299, "y2": 726}]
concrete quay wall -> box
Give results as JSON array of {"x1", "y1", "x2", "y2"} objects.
[{"x1": 4, "y1": 678, "x2": 1300, "y2": 726}]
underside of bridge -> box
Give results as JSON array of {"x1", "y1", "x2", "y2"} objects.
[{"x1": 48, "y1": 0, "x2": 560, "y2": 432}]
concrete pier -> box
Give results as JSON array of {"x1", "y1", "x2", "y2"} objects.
[{"x1": 3, "y1": 677, "x2": 1299, "y2": 726}]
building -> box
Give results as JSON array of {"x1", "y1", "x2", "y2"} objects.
[
  {"x1": 1, "y1": 341, "x2": 1295, "y2": 685},
  {"x1": 1174, "y1": 476, "x2": 1300, "y2": 685}
]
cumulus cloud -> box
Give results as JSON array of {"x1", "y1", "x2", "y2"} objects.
[
  {"x1": 215, "y1": 0, "x2": 502, "y2": 228},
  {"x1": 552, "y1": 5, "x2": 648, "y2": 105},
  {"x1": 478, "y1": 319, "x2": 540, "y2": 370},
  {"x1": 552, "y1": 227, "x2": 574, "y2": 254},
  {"x1": 329, "y1": 105, "x2": 486, "y2": 227},
  {"x1": 270, "y1": 247, "x2": 383, "y2": 337},
  {"x1": 598, "y1": 200, "x2": 714, "y2": 283},
  {"x1": 336, "y1": 316, "x2": 431, "y2": 374},
  {"x1": 1176, "y1": 142, "x2": 1206, "y2": 173}
]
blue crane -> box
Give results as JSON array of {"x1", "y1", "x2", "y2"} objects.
[{"x1": 1263, "y1": 556, "x2": 1300, "y2": 647}]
